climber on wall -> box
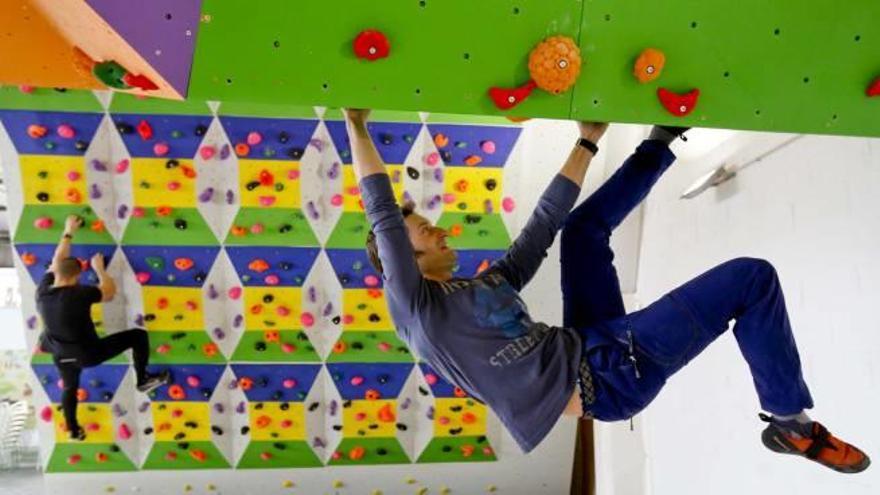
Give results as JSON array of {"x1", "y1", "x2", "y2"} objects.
[
  {"x1": 345, "y1": 108, "x2": 870, "y2": 473},
  {"x1": 37, "y1": 215, "x2": 170, "y2": 441}
]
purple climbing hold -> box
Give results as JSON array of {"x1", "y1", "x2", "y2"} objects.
[
  {"x1": 402, "y1": 191, "x2": 413, "y2": 203},
  {"x1": 219, "y1": 143, "x2": 231, "y2": 160},
  {"x1": 89, "y1": 184, "x2": 102, "y2": 200},
  {"x1": 307, "y1": 286, "x2": 317, "y2": 303},
  {"x1": 233, "y1": 314, "x2": 243, "y2": 328},
  {"x1": 112, "y1": 404, "x2": 127, "y2": 417},
  {"x1": 117, "y1": 204, "x2": 128, "y2": 219},
  {"x1": 207, "y1": 284, "x2": 219, "y2": 300},
  {"x1": 91, "y1": 159, "x2": 107, "y2": 172},
  {"x1": 199, "y1": 187, "x2": 215, "y2": 203},
  {"x1": 400, "y1": 397, "x2": 411, "y2": 410},
  {"x1": 135, "y1": 314, "x2": 144, "y2": 326},
  {"x1": 313, "y1": 437, "x2": 326, "y2": 448},
  {"x1": 308, "y1": 138, "x2": 324, "y2": 152},
  {"x1": 226, "y1": 189, "x2": 235, "y2": 205},
  {"x1": 434, "y1": 168, "x2": 444, "y2": 182},
  {"x1": 306, "y1": 201, "x2": 319, "y2": 220},
  {"x1": 329, "y1": 400, "x2": 338, "y2": 417},
  {"x1": 138, "y1": 401, "x2": 150, "y2": 413},
  {"x1": 426, "y1": 406, "x2": 435, "y2": 420},
  {"x1": 236, "y1": 401, "x2": 246, "y2": 414},
  {"x1": 213, "y1": 327, "x2": 225, "y2": 340},
  {"x1": 228, "y1": 379, "x2": 238, "y2": 390},
  {"x1": 484, "y1": 199, "x2": 494, "y2": 214},
  {"x1": 327, "y1": 162, "x2": 340, "y2": 180},
  {"x1": 322, "y1": 302, "x2": 334, "y2": 317},
  {"x1": 213, "y1": 403, "x2": 225, "y2": 414},
  {"x1": 391, "y1": 169, "x2": 401, "y2": 183},
  {"x1": 26, "y1": 316, "x2": 37, "y2": 330}
]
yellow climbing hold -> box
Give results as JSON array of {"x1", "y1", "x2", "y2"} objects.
[
  {"x1": 440, "y1": 486, "x2": 451, "y2": 495},
  {"x1": 405, "y1": 477, "x2": 417, "y2": 484},
  {"x1": 333, "y1": 480, "x2": 345, "y2": 489},
  {"x1": 104, "y1": 487, "x2": 115, "y2": 493},
  {"x1": 370, "y1": 490, "x2": 383, "y2": 495},
  {"x1": 184, "y1": 485, "x2": 193, "y2": 492},
  {"x1": 207, "y1": 484, "x2": 216, "y2": 491},
  {"x1": 486, "y1": 485, "x2": 497, "y2": 492},
  {"x1": 282, "y1": 480, "x2": 295, "y2": 488},
  {"x1": 416, "y1": 487, "x2": 429, "y2": 495}
]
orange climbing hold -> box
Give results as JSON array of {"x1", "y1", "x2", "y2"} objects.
[
  {"x1": 264, "y1": 330, "x2": 280, "y2": 343},
  {"x1": 76, "y1": 388, "x2": 88, "y2": 401},
  {"x1": 156, "y1": 206, "x2": 173, "y2": 217},
  {"x1": 238, "y1": 377, "x2": 254, "y2": 391},
  {"x1": 449, "y1": 224, "x2": 463, "y2": 237},
  {"x1": 189, "y1": 449, "x2": 207, "y2": 462},
  {"x1": 365, "y1": 389, "x2": 381, "y2": 400},
  {"x1": 377, "y1": 403, "x2": 396, "y2": 423},
  {"x1": 250, "y1": 304, "x2": 263, "y2": 315},
  {"x1": 453, "y1": 386, "x2": 467, "y2": 398},
  {"x1": 27, "y1": 124, "x2": 48, "y2": 139},
  {"x1": 461, "y1": 444, "x2": 475, "y2": 457},
  {"x1": 235, "y1": 143, "x2": 250, "y2": 157},
  {"x1": 157, "y1": 297, "x2": 169, "y2": 309},
  {"x1": 174, "y1": 258, "x2": 194, "y2": 271},
  {"x1": 256, "y1": 415, "x2": 272, "y2": 429},
  {"x1": 168, "y1": 384, "x2": 186, "y2": 400},
  {"x1": 180, "y1": 165, "x2": 197, "y2": 179},
  {"x1": 633, "y1": 48, "x2": 666, "y2": 83},
  {"x1": 230, "y1": 225, "x2": 247, "y2": 237},
  {"x1": 95, "y1": 452, "x2": 108, "y2": 463},
  {"x1": 66, "y1": 188, "x2": 82, "y2": 204},
  {"x1": 433, "y1": 133, "x2": 449, "y2": 148},
  {"x1": 461, "y1": 412, "x2": 477, "y2": 424},
  {"x1": 529, "y1": 35, "x2": 582, "y2": 94},
  {"x1": 454, "y1": 179, "x2": 469, "y2": 192},
  {"x1": 332, "y1": 340, "x2": 348, "y2": 354},
  {"x1": 464, "y1": 155, "x2": 483, "y2": 166},
  {"x1": 202, "y1": 342, "x2": 219, "y2": 357},
  {"x1": 90, "y1": 220, "x2": 105, "y2": 233},
  {"x1": 349, "y1": 446, "x2": 366, "y2": 460},
  {"x1": 248, "y1": 259, "x2": 270, "y2": 273},
  {"x1": 20, "y1": 252, "x2": 37, "y2": 266},
  {"x1": 476, "y1": 259, "x2": 491, "y2": 275}
]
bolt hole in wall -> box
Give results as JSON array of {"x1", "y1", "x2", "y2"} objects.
[
  {"x1": 774, "y1": 27, "x2": 781, "y2": 36},
  {"x1": 604, "y1": 13, "x2": 612, "y2": 21},
  {"x1": 723, "y1": 71, "x2": 731, "y2": 78},
  {"x1": 419, "y1": 0, "x2": 426, "y2": 8},
  {"x1": 690, "y1": 21, "x2": 698, "y2": 29},
  {"x1": 513, "y1": 6, "x2": 521, "y2": 15},
  {"x1": 225, "y1": 78, "x2": 233, "y2": 85},
  {"x1": 273, "y1": 40, "x2": 281, "y2": 48},
  {"x1": 164, "y1": 13, "x2": 172, "y2": 20},
  {"x1": 854, "y1": 34, "x2": 861, "y2": 41}
]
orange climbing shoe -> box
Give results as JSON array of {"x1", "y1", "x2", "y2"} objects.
[{"x1": 760, "y1": 413, "x2": 871, "y2": 473}]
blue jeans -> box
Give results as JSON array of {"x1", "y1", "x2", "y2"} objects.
[{"x1": 561, "y1": 140, "x2": 814, "y2": 421}]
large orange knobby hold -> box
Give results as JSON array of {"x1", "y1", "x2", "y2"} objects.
[{"x1": 633, "y1": 48, "x2": 666, "y2": 83}]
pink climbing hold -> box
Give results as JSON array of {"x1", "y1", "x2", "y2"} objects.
[
  {"x1": 167, "y1": 181, "x2": 181, "y2": 191},
  {"x1": 342, "y1": 314, "x2": 354, "y2": 325},
  {"x1": 502, "y1": 197, "x2": 516, "y2": 213},
  {"x1": 135, "y1": 272, "x2": 151, "y2": 284},
  {"x1": 86, "y1": 422, "x2": 100, "y2": 432},
  {"x1": 442, "y1": 193, "x2": 456, "y2": 204},
  {"x1": 330, "y1": 194, "x2": 343, "y2": 207},
  {"x1": 287, "y1": 169, "x2": 300, "y2": 180},
  {"x1": 40, "y1": 405, "x2": 53, "y2": 422},
  {"x1": 281, "y1": 342, "x2": 296, "y2": 353},
  {"x1": 56, "y1": 124, "x2": 76, "y2": 139},
  {"x1": 199, "y1": 145, "x2": 216, "y2": 160},
  {"x1": 115, "y1": 159, "x2": 130, "y2": 174},
  {"x1": 186, "y1": 300, "x2": 198, "y2": 311},
  {"x1": 56, "y1": 378, "x2": 64, "y2": 389},
  {"x1": 157, "y1": 344, "x2": 172, "y2": 354},
  {"x1": 355, "y1": 412, "x2": 367, "y2": 421},
  {"x1": 376, "y1": 342, "x2": 392, "y2": 352},
  {"x1": 66, "y1": 170, "x2": 81, "y2": 181},
  {"x1": 228, "y1": 287, "x2": 242, "y2": 300},
  {"x1": 132, "y1": 207, "x2": 145, "y2": 218},
  {"x1": 67, "y1": 454, "x2": 82, "y2": 465},
  {"x1": 438, "y1": 416, "x2": 451, "y2": 425},
  {"x1": 258, "y1": 195, "x2": 276, "y2": 207},
  {"x1": 33, "y1": 217, "x2": 53, "y2": 229},
  {"x1": 425, "y1": 152, "x2": 440, "y2": 166},
  {"x1": 246, "y1": 131, "x2": 263, "y2": 146},
  {"x1": 249, "y1": 223, "x2": 264, "y2": 234},
  {"x1": 480, "y1": 140, "x2": 497, "y2": 154},
  {"x1": 350, "y1": 375, "x2": 365, "y2": 386},
  {"x1": 282, "y1": 378, "x2": 297, "y2": 389},
  {"x1": 280, "y1": 419, "x2": 293, "y2": 428},
  {"x1": 18, "y1": 85, "x2": 34, "y2": 94},
  {"x1": 276, "y1": 306, "x2": 291, "y2": 317},
  {"x1": 153, "y1": 142, "x2": 170, "y2": 156},
  {"x1": 364, "y1": 275, "x2": 379, "y2": 287},
  {"x1": 425, "y1": 373, "x2": 438, "y2": 385},
  {"x1": 264, "y1": 274, "x2": 280, "y2": 285},
  {"x1": 300, "y1": 312, "x2": 315, "y2": 327},
  {"x1": 186, "y1": 375, "x2": 201, "y2": 388},
  {"x1": 118, "y1": 423, "x2": 132, "y2": 440}
]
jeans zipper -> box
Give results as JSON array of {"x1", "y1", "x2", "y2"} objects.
[{"x1": 626, "y1": 329, "x2": 642, "y2": 379}]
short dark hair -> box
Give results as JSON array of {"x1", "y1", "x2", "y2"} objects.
[
  {"x1": 56, "y1": 257, "x2": 82, "y2": 279},
  {"x1": 366, "y1": 201, "x2": 416, "y2": 275}
]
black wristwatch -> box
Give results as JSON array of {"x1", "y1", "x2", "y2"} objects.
[
  {"x1": 63, "y1": 233, "x2": 73, "y2": 240},
  {"x1": 577, "y1": 137, "x2": 599, "y2": 155}
]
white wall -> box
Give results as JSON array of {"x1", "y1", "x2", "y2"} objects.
[{"x1": 636, "y1": 134, "x2": 880, "y2": 494}]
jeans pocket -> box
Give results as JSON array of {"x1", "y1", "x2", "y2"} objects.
[{"x1": 628, "y1": 295, "x2": 700, "y2": 369}]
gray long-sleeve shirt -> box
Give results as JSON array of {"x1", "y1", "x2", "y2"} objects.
[{"x1": 361, "y1": 172, "x2": 583, "y2": 452}]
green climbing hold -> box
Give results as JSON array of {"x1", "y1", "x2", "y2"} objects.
[
  {"x1": 37, "y1": 171, "x2": 48, "y2": 179},
  {"x1": 93, "y1": 61, "x2": 132, "y2": 89},
  {"x1": 170, "y1": 130, "x2": 183, "y2": 139},
  {"x1": 146, "y1": 256, "x2": 165, "y2": 271},
  {"x1": 140, "y1": 181, "x2": 151, "y2": 189},
  {"x1": 263, "y1": 148, "x2": 276, "y2": 158},
  {"x1": 274, "y1": 183, "x2": 284, "y2": 192},
  {"x1": 166, "y1": 273, "x2": 176, "y2": 282},
  {"x1": 455, "y1": 141, "x2": 468, "y2": 148},
  {"x1": 45, "y1": 141, "x2": 55, "y2": 150},
  {"x1": 357, "y1": 303, "x2": 367, "y2": 310},
  {"x1": 242, "y1": 274, "x2": 252, "y2": 282}
]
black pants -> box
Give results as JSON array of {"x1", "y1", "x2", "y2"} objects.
[{"x1": 52, "y1": 328, "x2": 150, "y2": 433}]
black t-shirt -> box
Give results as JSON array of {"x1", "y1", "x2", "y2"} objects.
[{"x1": 36, "y1": 272, "x2": 102, "y2": 348}]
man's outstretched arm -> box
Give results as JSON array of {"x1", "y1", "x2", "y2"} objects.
[
  {"x1": 491, "y1": 122, "x2": 608, "y2": 290},
  {"x1": 48, "y1": 215, "x2": 82, "y2": 274},
  {"x1": 345, "y1": 109, "x2": 424, "y2": 314}
]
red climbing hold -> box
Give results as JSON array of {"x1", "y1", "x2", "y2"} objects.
[
  {"x1": 174, "y1": 258, "x2": 194, "y2": 271},
  {"x1": 258, "y1": 169, "x2": 274, "y2": 186},
  {"x1": 867, "y1": 76, "x2": 880, "y2": 97},
  {"x1": 248, "y1": 259, "x2": 270, "y2": 273},
  {"x1": 137, "y1": 120, "x2": 153, "y2": 140},
  {"x1": 168, "y1": 384, "x2": 186, "y2": 400},
  {"x1": 122, "y1": 73, "x2": 159, "y2": 91},
  {"x1": 657, "y1": 88, "x2": 700, "y2": 117},
  {"x1": 488, "y1": 81, "x2": 538, "y2": 111},
  {"x1": 353, "y1": 30, "x2": 390, "y2": 61}
]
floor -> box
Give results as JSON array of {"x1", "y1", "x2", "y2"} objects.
[{"x1": 0, "y1": 470, "x2": 46, "y2": 495}]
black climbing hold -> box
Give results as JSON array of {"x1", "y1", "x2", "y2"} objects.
[
  {"x1": 449, "y1": 427, "x2": 463, "y2": 436},
  {"x1": 418, "y1": 386, "x2": 429, "y2": 396},
  {"x1": 165, "y1": 159, "x2": 180, "y2": 169},
  {"x1": 194, "y1": 125, "x2": 208, "y2": 136},
  {"x1": 280, "y1": 402, "x2": 290, "y2": 411},
  {"x1": 278, "y1": 261, "x2": 292, "y2": 271},
  {"x1": 278, "y1": 224, "x2": 292, "y2": 233},
  {"x1": 241, "y1": 426, "x2": 250, "y2": 435},
  {"x1": 278, "y1": 131, "x2": 290, "y2": 144},
  {"x1": 332, "y1": 316, "x2": 341, "y2": 325},
  {"x1": 343, "y1": 400, "x2": 352, "y2": 408},
  {"x1": 296, "y1": 332, "x2": 309, "y2": 341},
  {"x1": 257, "y1": 377, "x2": 269, "y2": 388},
  {"x1": 178, "y1": 442, "x2": 190, "y2": 450},
  {"x1": 144, "y1": 427, "x2": 154, "y2": 435},
  {"x1": 174, "y1": 218, "x2": 188, "y2": 230},
  {"x1": 116, "y1": 122, "x2": 134, "y2": 134},
  {"x1": 368, "y1": 424, "x2": 378, "y2": 430},
  {"x1": 441, "y1": 150, "x2": 452, "y2": 162},
  {"x1": 144, "y1": 314, "x2": 156, "y2": 322},
  {"x1": 201, "y1": 388, "x2": 211, "y2": 398},
  {"x1": 74, "y1": 140, "x2": 88, "y2": 151},
  {"x1": 477, "y1": 435, "x2": 487, "y2": 443},
  {"x1": 368, "y1": 313, "x2": 381, "y2": 323},
  {"x1": 173, "y1": 314, "x2": 184, "y2": 321},
  {"x1": 457, "y1": 202, "x2": 468, "y2": 211},
  {"x1": 211, "y1": 425, "x2": 223, "y2": 435},
  {"x1": 396, "y1": 423, "x2": 408, "y2": 431},
  {"x1": 377, "y1": 447, "x2": 388, "y2": 456},
  {"x1": 450, "y1": 405, "x2": 463, "y2": 412},
  {"x1": 442, "y1": 445, "x2": 452, "y2": 453},
  {"x1": 254, "y1": 341, "x2": 267, "y2": 351},
  {"x1": 174, "y1": 432, "x2": 186, "y2": 440},
  {"x1": 332, "y1": 425, "x2": 342, "y2": 431},
  {"x1": 109, "y1": 444, "x2": 120, "y2": 452},
  {"x1": 406, "y1": 167, "x2": 420, "y2": 180},
  {"x1": 484, "y1": 178, "x2": 497, "y2": 191},
  {"x1": 270, "y1": 432, "x2": 280, "y2": 439},
  {"x1": 377, "y1": 374, "x2": 390, "y2": 384},
  {"x1": 172, "y1": 332, "x2": 188, "y2": 340},
  {"x1": 102, "y1": 392, "x2": 113, "y2": 401},
  {"x1": 184, "y1": 421, "x2": 198, "y2": 429},
  {"x1": 296, "y1": 391, "x2": 306, "y2": 400},
  {"x1": 193, "y1": 272, "x2": 206, "y2": 283},
  {"x1": 54, "y1": 88, "x2": 67, "y2": 93},
  {"x1": 262, "y1": 294, "x2": 274, "y2": 303},
  {"x1": 286, "y1": 147, "x2": 304, "y2": 160},
  {"x1": 254, "y1": 402, "x2": 264, "y2": 410},
  {"x1": 379, "y1": 133, "x2": 394, "y2": 145},
  {"x1": 158, "y1": 404, "x2": 168, "y2": 410},
  {"x1": 37, "y1": 170, "x2": 48, "y2": 179},
  {"x1": 397, "y1": 346, "x2": 410, "y2": 353},
  {"x1": 36, "y1": 192, "x2": 49, "y2": 202},
  {"x1": 305, "y1": 345, "x2": 314, "y2": 352},
  {"x1": 271, "y1": 391, "x2": 283, "y2": 400},
  {"x1": 464, "y1": 214, "x2": 482, "y2": 225},
  {"x1": 357, "y1": 430, "x2": 366, "y2": 436},
  {"x1": 245, "y1": 180, "x2": 261, "y2": 191},
  {"x1": 352, "y1": 341, "x2": 364, "y2": 350},
  {"x1": 308, "y1": 402, "x2": 319, "y2": 412},
  {"x1": 273, "y1": 442, "x2": 286, "y2": 450},
  {"x1": 274, "y1": 183, "x2": 284, "y2": 192},
  {"x1": 339, "y1": 275, "x2": 351, "y2": 285}
]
